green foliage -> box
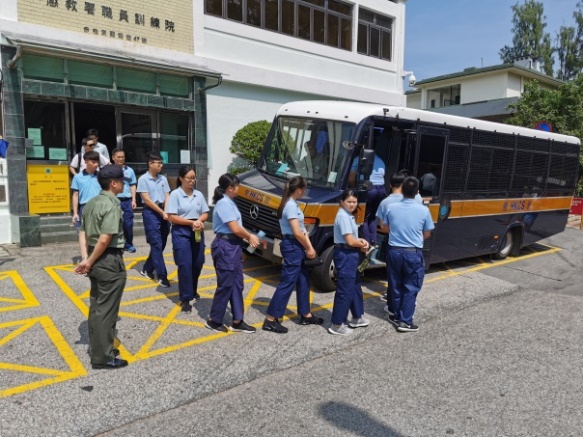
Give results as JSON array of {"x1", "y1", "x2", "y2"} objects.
[
  {"x1": 229, "y1": 120, "x2": 271, "y2": 171},
  {"x1": 507, "y1": 76, "x2": 583, "y2": 195},
  {"x1": 499, "y1": 0, "x2": 554, "y2": 76}
]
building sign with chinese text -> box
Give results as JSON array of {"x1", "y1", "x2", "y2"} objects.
[
  {"x1": 19, "y1": 0, "x2": 193, "y2": 54},
  {"x1": 27, "y1": 164, "x2": 71, "y2": 214}
]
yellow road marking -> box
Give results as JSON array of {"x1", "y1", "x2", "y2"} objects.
[
  {"x1": 0, "y1": 270, "x2": 40, "y2": 313},
  {"x1": 0, "y1": 316, "x2": 87, "y2": 399}
]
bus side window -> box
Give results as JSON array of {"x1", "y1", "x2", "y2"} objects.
[{"x1": 416, "y1": 133, "x2": 446, "y2": 197}]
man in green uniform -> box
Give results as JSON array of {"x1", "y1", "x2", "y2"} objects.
[{"x1": 75, "y1": 165, "x2": 128, "y2": 369}]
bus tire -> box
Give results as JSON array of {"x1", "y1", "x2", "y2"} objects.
[
  {"x1": 494, "y1": 230, "x2": 514, "y2": 260},
  {"x1": 312, "y1": 246, "x2": 336, "y2": 292}
]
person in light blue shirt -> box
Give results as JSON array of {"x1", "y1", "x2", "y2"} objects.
[
  {"x1": 263, "y1": 176, "x2": 322, "y2": 334},
  {"x1": 329, "y1": 190, "x2": 370, "y2": 336},
  {"x1": 112, "y1": 149, "x2": 138, "y2": 253},
  {"x1": 381, "y1": 176, "x2": 434, "y2": 333},
  {"x1": 167, "y1": 166, "x2": 209, "y2": 313},
  {"x1": 376, "y1": 171, "x2": 425, "y2": 306},
  {"x1": 206, "y1": 174, "x2": 260, "y2": 334},
  {"x1": 350, "y1": 153, "x2": 386, "y2": 244},
  {"x1": 71, "y1": 150, "x2": 102, "y2": 261},
  {"x1": 137, "y1": 152, "x2": 171, "y2": 287}
]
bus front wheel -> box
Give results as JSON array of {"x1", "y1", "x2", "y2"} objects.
[
  {"x1": 312, "y1": 246, "x2": 336, "y2": 292},
  {"x1": 494, "y1": 230, "x2": 514, "y2": 260}
]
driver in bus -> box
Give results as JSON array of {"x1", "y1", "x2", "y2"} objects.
[{"x1": 306, "y1": 131, "x2": 328, "y2": 179}]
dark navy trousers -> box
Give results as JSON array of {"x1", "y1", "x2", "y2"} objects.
[
  {"x1": 119, "y1": 198, "x2": 134, "y2": 247},
  {"x1": 172, "y1": 224, "x2": 205, "y2": 303},
  {"x1": 362, "y1": 184, "x2": 386, "y2": 244},
  {"x1": 331, "y1": 247, "x2": 364, "y2": 325},
  {"x1": 388, "y1": 247, "x2": 425, "y2": 325},
  {"x1": 266, "y1": 238, "x2": 311, "y2": 318},
  {"x1": 209, "y1": 237, "x2": 244, "y2": 323},
  {"x1": 142, "y1": 207, "x2": 169, "y2": 279}
]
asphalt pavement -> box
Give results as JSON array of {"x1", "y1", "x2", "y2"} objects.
[{"x1": 1, "y1": 228, "x2": 582, "y2": 436}]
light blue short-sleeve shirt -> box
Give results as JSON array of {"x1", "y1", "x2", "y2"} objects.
[
  {"x1": 334, "y1": 207, "x2": 358, "y2": 244},
  {"x1": 376, "y1": 193, "x2": 423, "y2": 221},
  {"x1": 279, "y1": 198, "x2": 306, "y2": 235},
  {"x1": 213, "y1": 196, "x2": 242, "y2": 234},
  {"x1": 382, "y1": 199, "x2": 435, "y2": 248},
  {"x1": 351, "y1": 154, "x2": 385, "y2": 185},
  {"x1": 71, "y1": 171, "x2": 101, "y2": 205},
  {"x1": 137, "y1": 173, "x2": 170, "y2": 203},
  {"x1": 167, "y1": 187, "x2": 209, "y2": 219},
  {"x1": 117, "y1": 165, "x2": 137, "y2": 199}
]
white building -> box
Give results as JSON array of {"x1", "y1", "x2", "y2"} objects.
[
  {"x1": 406, "y1": 58, "x2": 563, "y2": 123},
  {"x1": 0, "y1": 0, "x2": 409, "y2": 245}
]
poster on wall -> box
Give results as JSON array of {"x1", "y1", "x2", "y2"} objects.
[{"x1": 27, "y1": 164, "x2": 70, "y2": 214}]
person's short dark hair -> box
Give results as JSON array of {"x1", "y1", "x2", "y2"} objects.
[
  {"x1": 98, "y1": 164, "x2": 124, "y2": 189},
  {"x1": 402, "y1": 176, "x2": 419, "y2": 198},
  {"x1": 83, "y1": 151, "x2": 100, "y2": 162},
  {"x1": 147, "y1": 152, "x2": 163, "y2": 163},
  {"x1": 111, "y1": 148, "x2": 124, "y2": 156},
  {"x1": 86, "y1": 128, "x2": 99, "y2": 138},
  {"x1": 398, "y1": 168, "x2": 412, "y2": 177},
  {"x1": 81, "y1": 137, "x2": 93, "y2": 147},
  {"x1": 389, "y1": 172, "x2": 405, "y2": 188}
]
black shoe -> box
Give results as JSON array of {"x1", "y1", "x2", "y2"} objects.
[
  {"x1": 205, "y1": 319, "x2": 228, "y2": 333},
  {"x1": 180, "y1": 301, "x2": 192, "y2": 313},
  {"x1": 158, "y1": 278, "x2": 171, "y2": 288},
  {"x1": 112, "y1": 348, "x2": 120, "y2": 357},
  {"x1": 193, "y1": 291, "x2": 201, "y2": 300},
  {"x1": 396, "y1": 322, "x2": 419, "y2": 332},
  {"x1": 92, "y1": 358, "x2": 128, "y2": 369},
  {"x1": 140, "y1": 270, "x2": 155, "y2": 281},
  {"x1": 229, "y1": 320, "x2": 256, "y2": 334},
  {"x1": 300, "y1": 314, "x2": 324, "y2": 325},
  {"x1": 262, "y1": 318, "x2": 288, "y2": 334},
  {"x1": 387, "y1": 315, "x2": 400, "y2": 327}
]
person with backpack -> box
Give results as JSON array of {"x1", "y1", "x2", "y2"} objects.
[{"x1": 69, "y1": 137, "x2": 109, "y2": 176}]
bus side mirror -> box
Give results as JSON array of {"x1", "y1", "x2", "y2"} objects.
[{"x1": 359, "y1": 149, "x2": 375, "y2": 177}]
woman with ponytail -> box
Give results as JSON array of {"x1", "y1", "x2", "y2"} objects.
[
  {"x1": 262, "y1": 176, "x2": 323, "y2": 334},
  {"x1": 205, "y1": 174, "x2": 260, "y2": 333}
]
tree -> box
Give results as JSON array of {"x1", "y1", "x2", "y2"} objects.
[
  {"x1": 499, "y1": 0, "x2": 554, "y2": 76},
  {"x1": 556, "y1": 2, "x2": 583, "y2": 80},
  {"x1": 228, "y1": 120, "x2": 271, "y2": 174},
  {"x1": 507, "y1": 76, "x2": 583, "y2": 194}
]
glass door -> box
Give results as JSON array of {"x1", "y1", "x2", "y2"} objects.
[{"x1": 117, "y1": 109, "x2": 158, "y2": 164}]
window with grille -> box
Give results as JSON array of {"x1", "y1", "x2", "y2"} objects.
[
  {"x1": 205, "y1": 0, "x2": 353, "y2": 51},
  {"x1": 357, "y1": 7, "x2": 393, "y2": 60}
]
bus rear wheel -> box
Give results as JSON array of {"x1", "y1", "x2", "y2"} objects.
[
  {"x1": 494, "y1": 230, "x2": 514, "y2": 260},
  {"x1": 312, "y1": 246, "x2": 336, "y2": 292}
]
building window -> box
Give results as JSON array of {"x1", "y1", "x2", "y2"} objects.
[
  {"x1": 205, "y1": 0, "x2": 353, "y2": 51},
  {"x1": 357, "y1": 8, "x2": 392, "y2": 60}
]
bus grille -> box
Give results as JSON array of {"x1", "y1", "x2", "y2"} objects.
[{"x1": 234, "y1": 196, "x2": 281, "y2": 237}]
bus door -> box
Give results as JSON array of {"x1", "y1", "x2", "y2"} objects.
[{"x1": 413, "y1": 126, "x2": 448, "y2": 264}]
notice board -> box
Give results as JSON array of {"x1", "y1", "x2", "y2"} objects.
[{"x1": 27, "y1": 164, "x2": 70, "y2": 214}]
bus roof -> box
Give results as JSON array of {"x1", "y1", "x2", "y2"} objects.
[{"x1": 277, "y1": 100, "x2": 581, "y2": 145}]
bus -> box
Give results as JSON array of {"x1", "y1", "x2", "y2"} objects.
[{"x1": 234, "y1": 101, "x2": 580, "y2": 291}]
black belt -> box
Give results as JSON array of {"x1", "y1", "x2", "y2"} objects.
[
  {"x1": 334, "y1": 243, "x2": 358, "y2": 250},
  {"x1": 88, "y1": 246, "x2": 124, "y2": 255},
  {"x1": 119, "y1": 197, "x2": 132, "y2": 201},
  {"x1": 282, "y1": 234, "x2": 295, "y2": 239},
  {"x1": 389, "y1": 246, "x2": 422, "y2": 252},
  {"x1": 216, "y1": 233, "x2": 240, "y2": 240}
]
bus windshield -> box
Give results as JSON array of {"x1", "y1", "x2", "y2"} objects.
[{"x1": 259, "y1": 116, "x2": 355, "y2": 187}]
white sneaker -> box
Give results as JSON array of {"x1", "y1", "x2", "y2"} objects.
[
  {"x1": 348, "y1": 317, "x2": 370, "y2": 328},
  {"x1": 383, "y1": 305, "x2": 395, "y2": 317},
  {"x1": 328, "y1": 324, "x2": 353, "y2": 336}
]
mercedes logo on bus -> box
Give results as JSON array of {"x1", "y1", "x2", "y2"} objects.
[{"x1": 249, "y1": 204, "x2": 260, "y2": 220}]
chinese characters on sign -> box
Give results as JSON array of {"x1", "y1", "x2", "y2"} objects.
[{"x1": 47, "y1": 1, "x2": 178, "y2": 44}]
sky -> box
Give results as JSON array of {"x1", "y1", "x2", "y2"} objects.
[{"x1": 405, "y1": 0, "x2": 581, "y2": 82}]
